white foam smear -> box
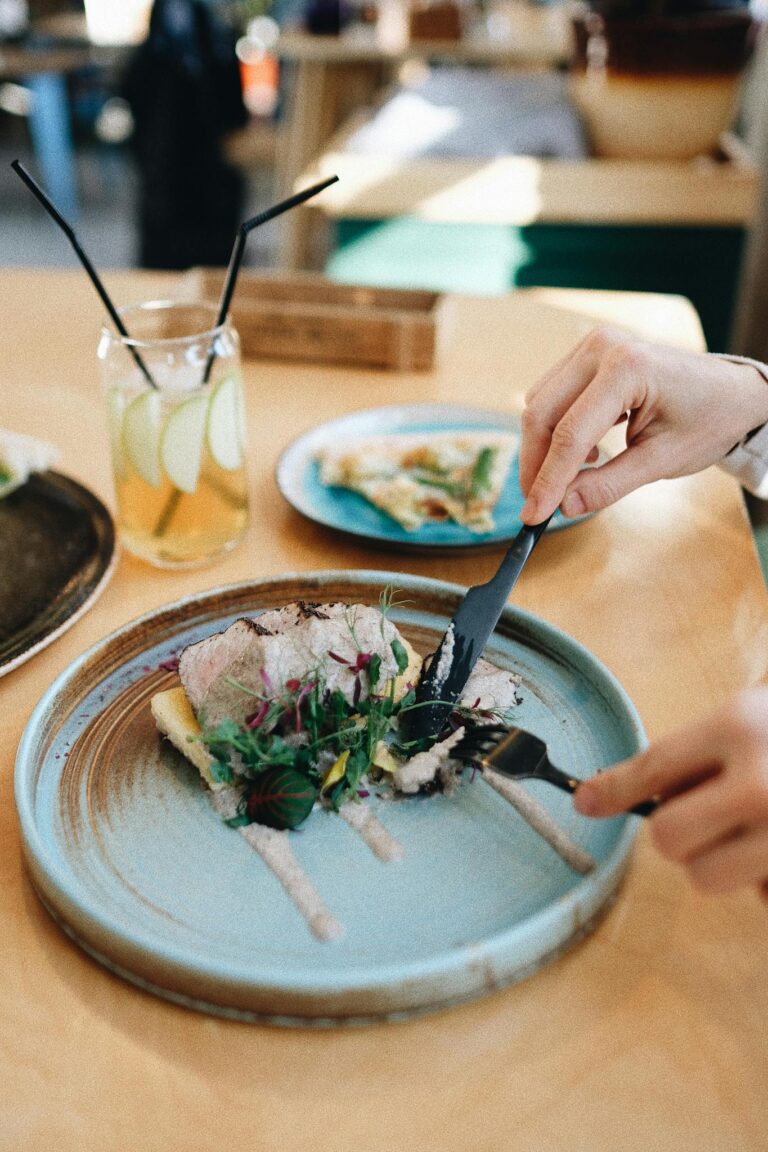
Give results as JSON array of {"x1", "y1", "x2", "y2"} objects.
[
  {"x1": 208, "y1": 788, "x2": 404, "y2": 938},
  {"x1": 209, "y1": 787, "x2": 343, "y2": 941},
  {"x1": 339, "y1": 802, "x2": 404, "y2": 862},
  {"x1": 204, "y1": 639, "x2": 595, "y2": 944},
  {"x1": 239, "y1": 823, "x2": 344, "y2": 943},
  {"x1": 483, "y1": 769, "x2": 596, "y2": 875},
  {"x1": 208, "y1": 785, "x2": 244, "y2": 822},
  {"x1": 393, "y1": 726, "x2": 464, "y2": 794}
]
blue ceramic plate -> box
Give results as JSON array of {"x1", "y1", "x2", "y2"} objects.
[
  {"x1": 276, "y1": 404, "x2": 599, "y2": 553},
  {"x1": 15, "y1": 572, "x2": 643, "y2": 1025}
]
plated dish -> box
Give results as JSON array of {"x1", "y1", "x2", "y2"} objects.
[
  {"x1": 15, "y1": 572, "x2": 643, "y2": 1025},
  {"x1": 276, "y1": 405, "x2": 600, "y2": 553},
  {"x1": 0, "y1": 471, "x2": 116, "y2": 678}
]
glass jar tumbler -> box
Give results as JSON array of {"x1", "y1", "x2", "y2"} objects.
[{"x1": 98, "y1": 301, "x2": 249, "y2": 568}]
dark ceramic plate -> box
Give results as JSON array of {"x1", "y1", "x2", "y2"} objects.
[{"x1": 0, "y1": 471, "x2": 116, "y2": 677}]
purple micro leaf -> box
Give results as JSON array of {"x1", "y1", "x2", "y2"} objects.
[{"x1": 328, "y1": 650, "x2": 350, "y2": 665}]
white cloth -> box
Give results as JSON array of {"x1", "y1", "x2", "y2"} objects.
[
  {"x1": 716, "y1": 354, "x2": 768, "y2": 499},
  {"x1": 0, "y1": 429, "x2": 58, "y2": 498}
]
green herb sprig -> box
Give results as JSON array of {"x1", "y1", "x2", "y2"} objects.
[
  {"x1": 469, "y1": 446, "x2": 496, "y2": 500},
  {"x1": 198, "y1": 595, "x2": 507, "y2": 833}
]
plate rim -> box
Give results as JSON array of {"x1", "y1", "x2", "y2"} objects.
[
  {"x1": 0, "y1": 469, "x2": 117, "y2": 679},
  {"x1": 15, "y1": 570, "x2": 644, "y2": 1013},
  {"x1": 275, "y1": 403, "x2": 595, "y2": 554}
]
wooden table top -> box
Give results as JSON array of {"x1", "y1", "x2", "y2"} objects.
[
  {"x1": 1, "y1": 270, "x2": 767, "y2": 1151},
  {"x1": 305, "y1": 140, "x2": 759, "y2": 227}
]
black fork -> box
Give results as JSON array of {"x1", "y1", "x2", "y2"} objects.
[{"x1": 452, "y1": 724, "x2": 658, "y2": 817}]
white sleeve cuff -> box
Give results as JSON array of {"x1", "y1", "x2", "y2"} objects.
[{"x1": 715, "y1": 354, "x2": 768, "y2": 498}]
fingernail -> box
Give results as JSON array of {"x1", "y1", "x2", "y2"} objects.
[
  {"x1": 561, "y1": 491, "x2": 585, "y2": 518},
  {"x1": 520, "y1": 498, "x2": 538, "y2": 524},
  {"x1": 574, "y1": 783, "x2": 597, "y2": 816}
]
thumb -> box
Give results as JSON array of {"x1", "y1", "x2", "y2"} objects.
[
  {"x1": 560, "y1": 440, "x2": 666, "y2": 516},
  {"x1": 575, "y1": 720, "x2": 725, "y2": 817}
]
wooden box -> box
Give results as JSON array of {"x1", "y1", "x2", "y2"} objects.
[
  {"x1": 184, "y1": 269, "x2": 443, "y2": 371},
  {"x1": 408, "y1": 1, "x2": 463, "y2": 42}
]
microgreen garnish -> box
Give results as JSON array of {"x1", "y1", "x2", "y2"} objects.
[
  {"x1": 245, "y1": 767, "x2": 319, "y2": 829},
  {"x1": 390, "y1": 638, "x2": 409, "y2": 674},
  {"x1": 224, "y1": 675, "x2": 260, "y2": 697},
  {"x1": 197, "y1": 598, "x2": 508, "y2": 834},
  {"x1": 378, "y1": 587, "x2": 414, "y2": 637},
  {"x1": 367, "y1": 653, "x2": 382, "y2": 686}
]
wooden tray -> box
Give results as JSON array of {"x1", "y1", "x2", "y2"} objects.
[{"x1": 185, "y1": 269, "x2": 443, "y2": 371}]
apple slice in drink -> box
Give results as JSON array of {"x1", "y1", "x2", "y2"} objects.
[
  {"x1": 123, "y1": 390, "x2": 162, "y2": 488},
  {"x1": 106, "y1": 387, "x2": 128, "y2": 481},
  {"x1": 160, "y1": 393, "x2": 209, "y2": 494},
  {"x1": 207, "y1": 374, "x2": 244, "y2": 471}
]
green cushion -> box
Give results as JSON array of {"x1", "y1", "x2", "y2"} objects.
[{"x1": 328, "y1": 218, "x2": 747, "y2": 352}]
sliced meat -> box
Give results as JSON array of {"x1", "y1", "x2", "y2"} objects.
[
  {"x1": 178, "y1": 618, "x2": 267, "y2": 716},
  {"x1": 178, "y1": 601, "x2": 419, "y2": 729},
  {"x1": 460, "y1": 658, "x2": 522, "y2": 713}
]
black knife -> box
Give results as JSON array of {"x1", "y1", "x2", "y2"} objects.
[{"x1": 401, "y1": 516, "x2": 552, "y2": 744}]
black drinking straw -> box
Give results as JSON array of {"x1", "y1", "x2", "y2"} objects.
[
  {"x1": 152, "y1": 172, "x2": 340, "y2": 539},
  {"x1": 11, "y1": 159, "x2": 157, "y2": 389},
  {"x1": 202, "y1": 173, "x2": 340, "y2": 384}
]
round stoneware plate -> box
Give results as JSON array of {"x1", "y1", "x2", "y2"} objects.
[
  {"x1": 15, "y1": 572, "x2": 643, "y2": 1026},
  {"x1": 0, "y1": 471, "x2": 116, "y2": 678},
  {"x1": 276, "y1": 404, "x2": 601, "y2": 553}
]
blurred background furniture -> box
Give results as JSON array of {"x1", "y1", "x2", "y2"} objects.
[
  {"x1": 304, "y1": 116, "x2": 758, "y2": 350},
  {"x1": 0, "y1": 26, "x2": 124, "y2": 218},
  {"x1": 273, "y1": 6, "x2": 572, "y2": 267},
  {"x1": 0, "y1": 0, "x2": 764, "y2": 355}
]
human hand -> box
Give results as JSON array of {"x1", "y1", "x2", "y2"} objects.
[
  {"x1": 574, "y1": 688, "x2": 768, "y2": 902},
  {"x1": 519, "y1": 327, "x2": 768, "y2": 524}
]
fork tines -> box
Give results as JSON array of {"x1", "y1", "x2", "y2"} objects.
[{"x1": 451, "y1": 722, "x2": 508, "y2": 763}]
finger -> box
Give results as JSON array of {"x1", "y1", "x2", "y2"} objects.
[
  {"x1": 574, "y1": 721, "x2": 729, "y2": 818},
  {"x1": 522, "y1": 365, "x2": 641, "y2": 522},
  {"x1": 522, "y1": 329, "x2": 635, "y2": 504},
  {"x1": 648, "y1": 776, "x2": 746, "y2": 863},
  {"x1": 559, "y1": 436, "x2": 669, "y2": 518},
  {"x1": 519, "y1": 345, "x2": 601, "y2": 501},
  {"x1": 523, "y1": 336, "x2": 588, "y2": 405},
  {"x1": 686, "y1": 824, "x2": 768, "y2": 894}
]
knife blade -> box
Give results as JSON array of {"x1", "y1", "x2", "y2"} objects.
[{"x1": 401, "y1": 516, "x2": 552, "y2": 744}]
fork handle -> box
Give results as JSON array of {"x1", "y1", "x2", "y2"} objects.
[{"x1": 540, "y1": 764, "x2": 659, "y2": 818}]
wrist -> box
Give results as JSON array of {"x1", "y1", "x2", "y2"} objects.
[
  {"x1": 715, "y1": 355, "x2": 768, "y2": 497},
  {"x1": 712, "y1": 354, "x2": 768, "y2": 447}
]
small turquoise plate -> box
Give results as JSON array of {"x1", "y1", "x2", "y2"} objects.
[
  {"x1": 15, "y1": 572, "x2": 643, "y2": 1026},
  {"x1": 276, "y1": 404, "x2": 599, "y2": 553}
]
